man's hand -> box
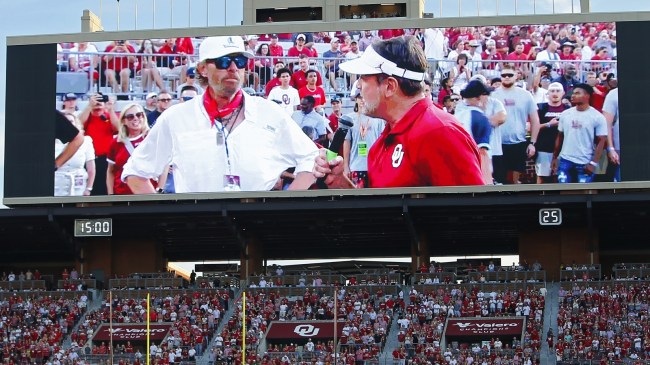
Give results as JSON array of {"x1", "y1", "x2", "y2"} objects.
[
  {"x1": 551, "y1": 159, "x2": 559, "y2": 174},
  {"x1": 585, "y1": 163, "x2": 595, "y2": 175},
  {"x1": 313, "y1": 149, "x2": 354, "y2": 189},
  {"x1": 526, "y1": 143, "x2": 536, "y2": 158},
  {"x1": 608, "y1": 149, "x2": 620, "y2": 165}
]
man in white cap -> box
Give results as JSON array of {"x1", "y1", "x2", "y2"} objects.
[
  {"x1": 314, "y1": 36, "x2": 484, "y2": 188},
  {"x1": 144, "y1": 92, "x2": 157, "y2": 113},
  {"x1": 123, "y1": 36, "x2": 318, "y2": 193}
]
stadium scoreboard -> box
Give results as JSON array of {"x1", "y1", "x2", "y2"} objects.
[
  {"x1": 74, "y1": 218, "x2": 113, "y2": 237},
  {"x1": 539, "y1": 208, "x2": 562, "y2": 226}
]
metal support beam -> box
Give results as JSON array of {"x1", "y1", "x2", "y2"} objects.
[{"x1": 587, "y1": 198, "x2": 594, "y2": 263}]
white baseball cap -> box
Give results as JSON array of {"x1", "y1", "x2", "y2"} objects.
[
  {"x1": 339, "y1": 45, "x2": 426, "y2": 82},
  {"x1": 199, "y1": 36, "x2": 254, "y2": 62},
  {"x1": 548, "y1": 82, "x2": 564, "y2": 92}
]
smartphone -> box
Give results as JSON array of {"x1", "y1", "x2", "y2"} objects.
[{"x1": 99, "y1": 95, "x2": 109, "y2": 103}]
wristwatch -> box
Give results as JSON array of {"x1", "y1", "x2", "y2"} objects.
[{"x1": 588, "y1": 161, "x2": 598, "y2": 167}]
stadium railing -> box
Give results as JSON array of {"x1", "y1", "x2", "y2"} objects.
[
  {"x1": 58, "y1": 49, "x2": 618, "y2": 102},
  {"x1": 0, "y1": 279, "x2": 46, "y2": 291}
]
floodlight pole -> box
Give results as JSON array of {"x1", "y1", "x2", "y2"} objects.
[{"x1": 116, "y1": 0, "x2": 120, "y2": 31}]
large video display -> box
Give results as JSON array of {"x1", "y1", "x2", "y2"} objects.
[{"x1": 5, "y1": 20, "x2": 634, "y2": 201}]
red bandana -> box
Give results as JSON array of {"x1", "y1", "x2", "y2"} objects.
[{"x1": 203, "y1": 89, "x2": 244, "y2": 126}]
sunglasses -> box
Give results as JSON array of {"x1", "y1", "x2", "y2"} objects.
[
  {"x1": 158, "y1": 98, "x2": 173, "y2": 102},
  {"x1": 182, "y1": 96, "x2": 194, "y2": 101},
  {"x1": 451, "y1": 98, "x2": 460, "y2": 102},
  {"x1": 501, "y1": 73, "x2": 515, "y2": 78},
  {"x1": 123, "y1": 112, "x2": 145, "y2": 121},
  {"x1": 207, "y1": 55, "x2": 248, "y2": 70}
]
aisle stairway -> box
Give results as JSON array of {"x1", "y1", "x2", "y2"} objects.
[
  {"x1": 62, "y1": 289, "x2": 104, "y2": 349},
  {"x1": 195, "y1": 286, "x2": 242, "y2": 365},
  {"x1": 540, "y1": 282, "x2": 560, "y2": 365}
]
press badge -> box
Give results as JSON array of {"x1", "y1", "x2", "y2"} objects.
[
  {"x1": 216, "y1": 131, "x2": 225, "y2": 146},
  {"x1": 223, "y1": 175, "x2": 241, "y2": 191},
  {"x1": 357, "y1": 141, "x2": 368, "y2": 157}
]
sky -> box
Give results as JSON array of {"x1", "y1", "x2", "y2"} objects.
[{"x1": 0, "y1": 0, "x2": 645, "y2": 273}]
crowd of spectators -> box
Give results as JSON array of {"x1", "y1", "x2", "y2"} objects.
[
  {"x1": 207, "y1": 285, "x2": 398, "y2": 364},
  {"x1": 393, "y1": 286, "x2": 544, "y2": 364},
  {"x1": 56, "y1": 22, "x2": 617, "y2": 100},
  {"x1": 0, "y1": 293, "x2": 88, "y2": 364},
  {"x1": 71, "y1": 290, "x2": 230, "y2": 363},
  {"x1": 555, "y1": 281, "x2": 650, "y2": 362}
]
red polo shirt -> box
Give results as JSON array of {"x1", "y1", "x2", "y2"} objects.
[
  {"x1": 84, "y1": 112, "x2": 116, "y2": 156},
  {"x1": 368, "y1": 98, "x2": 484, "y2": 188}
]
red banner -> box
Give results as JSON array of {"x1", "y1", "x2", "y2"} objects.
[
  {"x1": 445, "y1": 318, "x2": 525, "y2": 337},
  {"x1": 266, "y1": 321, "x2": 345, "y2": 342},
  {"x1": 92, "y1": 324, "x2": 171, "y2": 342}
]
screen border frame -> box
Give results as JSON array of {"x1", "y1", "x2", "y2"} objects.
[{"x1": 6, "y1": 11, "x2": 648, "y2": 206}]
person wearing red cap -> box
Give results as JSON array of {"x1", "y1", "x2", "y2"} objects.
[{"x1": 314, "y1": 36, "x2": 484, "y2": 188}]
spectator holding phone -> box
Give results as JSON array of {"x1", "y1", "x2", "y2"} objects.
[
  {"x1": 103, "y1": 40, "x2": 136, "y2": 94},
  {"x1": 78, "y1": 93, "x2": 119, "y2": 195}
]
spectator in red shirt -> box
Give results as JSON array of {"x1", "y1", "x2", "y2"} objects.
[
  {"x1": 287, "y1": 34, "x2": 315, "y2": 69},
  {"x1": 103, "y1": 40, "x2": 136, "y2": 93},
  {"x1": 559, "y1": 42, "x2": 578, "y2": 61},
  {"x1": 492, "y1": 27, "x2": 511, "y2": 57},
  {"x1": 482, "y1": 39, "x2": 503, "y2": 72},
  {"x1": 78, "y1": 93, "x2": 120, "y2": 195},
  {"x1": 298, "y1": 70, "x2": 327, "y2": 110},
  {"x1": 506, "y1": 42, "x2": 529, "y2": 70},
  {"x1": 291, "y1": 55, "x2": 323, "y2": 90},
  {"x1": 591, "y1": 47, "x2": 611, "y2": 74},
  {"x1": 268, "y1": 34, "x2": 285, "y2": 64},
  {"x1": 511, "y1": 26, "x2": 533, "y2": 54},
  {"x1": 174, "y1": 37, "x2": 194, "y2": 84}
]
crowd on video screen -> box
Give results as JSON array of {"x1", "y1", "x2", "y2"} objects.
[{"x1": 53, "y1": 22, "x2": 620, "y2": 197}]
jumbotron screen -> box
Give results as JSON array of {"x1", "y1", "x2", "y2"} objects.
[{"x1": 5, "y1": 20, "x2": 647, "y2": 202}]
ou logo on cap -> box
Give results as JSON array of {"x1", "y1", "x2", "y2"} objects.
[{"x1": 293, "y1": 324, "x2": 320, "y2": 337}]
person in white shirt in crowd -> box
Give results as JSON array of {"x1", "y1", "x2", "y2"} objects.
[
  {"x1": 464, "y1": 39, "x2": 483, "y2": 74},
  {"x1": 268, "y1": 67, "x2": 301, "y2": 116},
  {"x1": 553, "y1": 83, "x2": 607, "y2": 184}
]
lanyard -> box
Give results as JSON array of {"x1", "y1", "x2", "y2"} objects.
[
  {"x1": 359, "y1": 116, "x2": 370, "y2": 140},
  {"x1": 214, "y1": 104, "x2": 243, "y2": 175}
]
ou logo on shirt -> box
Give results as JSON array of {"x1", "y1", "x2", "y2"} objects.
[
  {"x1": 294, "y1": 324, "x2": 320, "y2": 337},
  {"x1": 392, "y1": 144, "x2": 404, "y2": 168}
]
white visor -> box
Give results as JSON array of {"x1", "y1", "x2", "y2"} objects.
[{"x1": 339, "y1": 45, "x2": 426, "y2": 82}]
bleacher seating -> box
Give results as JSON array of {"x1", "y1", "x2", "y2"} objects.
[
  {"x1": 556, "y1": 280, "x2": 650, "y2": 362},
  {"x1": 398, "y1": 284, "x2": 545, "y2": 364}
]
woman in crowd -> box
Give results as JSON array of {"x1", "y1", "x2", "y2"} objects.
[
  {"x1": 106, "y1": 103, "x2": 151, "y2": 195},
  {"x1": 450, "y1": 54, "x2": 472, "y2": 94},
  {"x1": 137, "y1": 39, "x2": 165, "y2": 93},
  {"x1": 437, "y1": 77, "x2": 453, "y2": 106},
  {"x1": 54, "y1": 113, "x2": 96, "y2": 196},
  {"x1": 254, "y1": 43, "x2": 274, "y2": 89}
]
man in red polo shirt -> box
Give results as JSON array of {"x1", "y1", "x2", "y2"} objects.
[{"x1": 314, "y1": 36, "x2": 484, "y2": 188}]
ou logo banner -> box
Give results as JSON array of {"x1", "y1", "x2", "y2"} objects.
[{"x1": 294, "y1": 324, "x2": 320, "y2": 337}]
